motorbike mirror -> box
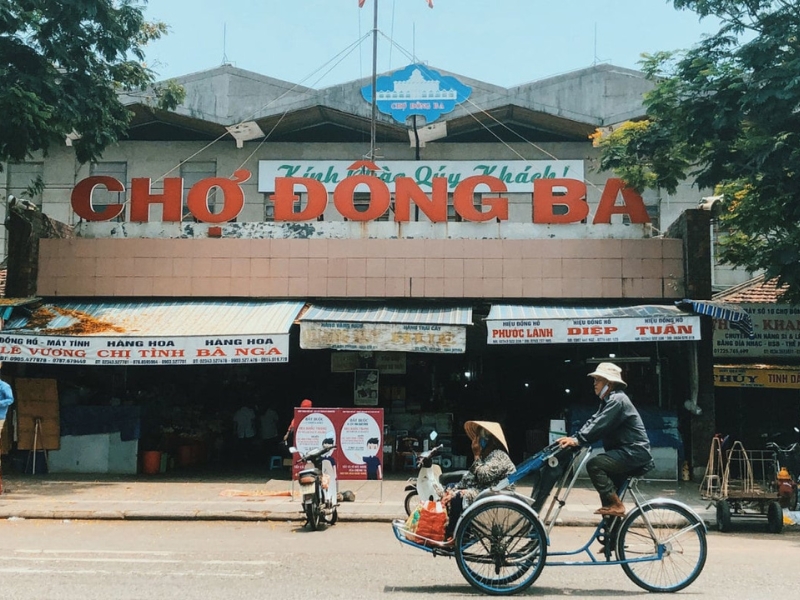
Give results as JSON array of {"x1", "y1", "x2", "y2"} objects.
[
  {"x1": 429, "y1": 430, "x2": 438, "y2": 442},
  {"x1": 288, "y1": 446, "x2": 298, "y2": 454}
]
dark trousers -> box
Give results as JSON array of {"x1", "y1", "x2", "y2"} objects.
[
  {"x1": 444, "y1": 492, "x2": 464, "y2": 540},
  {"x1": 586, "y1": 453, "x2": 641, "y2": 497}
]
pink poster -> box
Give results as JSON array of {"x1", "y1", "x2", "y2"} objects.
[{"x1": 292, "y1": 407, "x2": 384, "y2": 481}]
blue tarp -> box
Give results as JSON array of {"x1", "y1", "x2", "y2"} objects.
[{"x1": 60, "y1": 406, "x2": 141, "y2": 441}]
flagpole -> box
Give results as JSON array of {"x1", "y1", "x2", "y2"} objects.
[{"x1": 369, "y1": 0, "x2": 378, "y2": 161}]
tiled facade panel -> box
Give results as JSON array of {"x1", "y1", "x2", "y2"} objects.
[{"x1": 37, "y1": 238, "x2": 685, "y2": 299}]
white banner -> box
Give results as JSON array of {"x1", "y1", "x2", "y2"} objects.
[
  {"x1": 258, "y1": 160, "x2": 584, "y2": 193},
  {"x1": 0, "y1": 334, "x2": 291, "y2": 365},
  {"x1": 300, "y1": 322, "x2": 466, "y2": 353},
  {"x1": 486, "y1": 315, "x2": 701, "y2": 344}
]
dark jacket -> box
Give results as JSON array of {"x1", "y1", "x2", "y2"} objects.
[{"x1": 575, "y1": 389, "x2": 652, "y2": 466}]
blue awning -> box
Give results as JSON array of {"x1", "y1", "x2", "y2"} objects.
[{"x1": 675, "y1": 299, "x2": 755, "y2": 339}]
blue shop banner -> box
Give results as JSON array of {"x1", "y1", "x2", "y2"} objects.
[{"x1": 361, "y1": 63, "x2": 471, "y2": 124}]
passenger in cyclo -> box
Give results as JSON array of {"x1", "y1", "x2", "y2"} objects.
[
  {"x1": 441, "y1": 421, "x2": 516, "y2": 545},
  {"x1": 556, "y1": 362, "x2": 654, "y2": 518}
]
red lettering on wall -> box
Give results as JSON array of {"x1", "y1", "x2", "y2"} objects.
[
  {"x1": 394, "y1": 177, "x2": 448, "y2": 222},
  {"x1": 453, "y1": 176, "x2": 508, "y2": 222},
  {"x1": 593, "y1": 178, "x2": 650, "y2": 224},
  {"x1": 71, "y1": 176, "x2": 126, "y2": 221},
  {"x1": 533, "y1": 178, "x2": 589, "y2": 224}
]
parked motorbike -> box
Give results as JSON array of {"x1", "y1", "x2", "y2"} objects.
[
  {"x1": 403, "y1": 433, "x2": 467, "y2": 516},
  {"x1": 290, "y1": 443, "x2": 339, "y2": 530},
  {"x1": 767, "y1": 426, "x2": 800, "y2": 511}
]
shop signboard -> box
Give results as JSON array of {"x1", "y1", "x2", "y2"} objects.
[
  {"x1": 300, "y1": 321, "x2": 466, "y2": 353},
  {"x1": 486, "y1": 315, "x2": 701, "y2": 344},
  {"x1": 292, "y1": 407, "x2": 384, "y2": 481},
  {"x1": 360, "y1": 63, "x2": 472, "y2": 125},
  {"x1": 713, "y1": 303, "x2": 800, "y2": 358},
  {"x1": 0, "y1": 334, "x2": 291, "y2": 365},
  {"x1": 714, "y1": 365, "x2": 800, "y2": 389},
  {"x1": 72, "y1": 161, "x2": 653, "y2": 227}
]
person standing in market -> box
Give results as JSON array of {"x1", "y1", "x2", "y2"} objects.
[
  {"x1": 232, "y1": 403, "x2": 257, "y2": 465},
  {"x1": 259, "y1": 403, "x2": 280, "y2": 461},
  {"x1": 283, "y1": 398, "x2": 312, "y2": 446},
  {"x1": 556, "y1": 362, "x2": 654, "y2": 517},
  {"x1": 0, "y1": 366, "x2": 15, "y2": 485}
]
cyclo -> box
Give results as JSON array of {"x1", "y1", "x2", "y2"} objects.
[{"x1": 393, "y1": 441, "x2": 708, "y2": 596}]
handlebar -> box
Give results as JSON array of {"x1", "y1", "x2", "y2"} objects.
[{"x1": 767, "y1": 441, "x2": 799, "y2": 453}]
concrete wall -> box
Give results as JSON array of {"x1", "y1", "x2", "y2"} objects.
[{"x1": 37, "y1": 236, "x2": 685, "y2": 299}]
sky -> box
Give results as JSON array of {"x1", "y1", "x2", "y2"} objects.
[{"x1": 140, "y1": 0, "x2": 722, "y2": 88}]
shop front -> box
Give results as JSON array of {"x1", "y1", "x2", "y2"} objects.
[{"x1": 0, "y1": 300, "x2": 305, "y2": 473}]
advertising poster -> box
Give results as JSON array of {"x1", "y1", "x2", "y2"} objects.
[
  {"x1": 354, "y1": 369, "x2": 379, "y2": 405},
  {"x1": 292, "y1": 408, "x2": 384, "y2": 481}
]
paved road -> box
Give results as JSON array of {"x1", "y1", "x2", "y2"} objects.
[{"x1": 0, "y1": 519, "x2": 798, "y2": 599}]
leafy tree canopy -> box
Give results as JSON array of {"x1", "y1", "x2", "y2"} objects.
[
  {"x1": 595, "y1": 0, "x2": 800, "y2": 302},
  {"x1": 0, "y1": 0, "x2": 184, "y2": 169}
]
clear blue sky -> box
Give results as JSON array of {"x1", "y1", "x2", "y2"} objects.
[{"x1": 142, "y1": 0, "x2": 720, "y2": 88}]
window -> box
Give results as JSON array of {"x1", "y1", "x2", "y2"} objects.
[
  {"x1": 180, "y1": 161, "x2": 217, "y2": 222},
  {"x1": 6, "y1": 162, "x2": 44, "y2": 207},
  {"x1": 346, "y1": 191, "x2": 391, "y2": 222},
  {"x1": 89, "y1": 162, "x2": 127, "y2": 221}
]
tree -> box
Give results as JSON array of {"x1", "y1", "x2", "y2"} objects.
[
  {"x1": 0, "y1": 0, "x2": 184, "y2": 171},
  {"x1": 595, "y1": 0, "x2": 800, "y2": 302}
]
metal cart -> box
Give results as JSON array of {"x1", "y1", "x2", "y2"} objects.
[{"x1": 701, "y1": 435, "x2": 785, "y2": 533}]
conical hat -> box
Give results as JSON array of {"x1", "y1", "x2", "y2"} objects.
[{"x1": 464, "y1": 421, "x2": 509, "y2": 453}]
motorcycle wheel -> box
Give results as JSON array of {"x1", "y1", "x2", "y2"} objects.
[
  {"x1": 305, "y1": 496, "x2": 321, "y2": 531},
  {"x1": 404, "y1": 490, "x2": 420, "y2": 516}
]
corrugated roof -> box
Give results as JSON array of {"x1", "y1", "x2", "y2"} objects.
[
  {"x1": 485, "y1": 304, "x2": 686, "y2": 321},
  {"x1": 713, "y1": 274, "x2": 787, "y2": 304},
  {"x1": 3, "y1": 300, "x2": 305, "y2": 337},
  {"x1": 299, "y1": 304, "x2": 473, "y2": 326}
]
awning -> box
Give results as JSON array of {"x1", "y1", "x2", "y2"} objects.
[
  {"x1": 675, "y1": 299, "x2": 755, "y2": 338},
  {"x1": 0, "y1": 300, "x2": 305, "y2": 365},
  {"x1": 0, "y1": 297, "x2": 40, "y2": 321},
  {"x1": 485, "y1": 305, "x2": 701, "y2": 345},
  {"x1": 298, "y1": 304, "x2": 472, "y2": 353}
]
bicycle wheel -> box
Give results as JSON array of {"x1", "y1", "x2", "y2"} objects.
[
  {"x1": 616, "y1": 501, "x2": 706, "y2": 593},
  {"x1": 455, "y1": 498, "x2": 547, "y2": 596}
]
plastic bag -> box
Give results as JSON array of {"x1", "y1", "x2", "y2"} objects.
[
  {"x1": 414, "y1": 500, "x2": 447, "y2": 543},
  {"x1": 404, "y1": 504, "x2": 422, "y2": 538}
]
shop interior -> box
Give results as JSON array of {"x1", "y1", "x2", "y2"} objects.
[{"x1": 3, "y1": 335, "x2": 695, "y2": 477}]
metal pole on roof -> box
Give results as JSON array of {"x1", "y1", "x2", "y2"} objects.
[{"x1": 369, "y1": 0, "x2": 378, "y2": 160}]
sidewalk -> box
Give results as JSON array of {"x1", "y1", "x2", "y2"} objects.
[{"x1": 0, "y1": 470, "x2": 718, "y2": 526}]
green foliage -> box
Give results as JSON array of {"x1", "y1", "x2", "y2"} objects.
[
  {"x1": 596, "y1": 0, "x2": 800, "y2": 302},
  {"x1": 0, "y1": 0, "x2": 185, "y2": 168}
]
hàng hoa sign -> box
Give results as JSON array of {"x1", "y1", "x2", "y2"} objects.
[{"x1": 71, "y1": 161, "x2": 651, "y2": 225}]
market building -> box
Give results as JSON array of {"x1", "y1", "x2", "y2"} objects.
[{"x1": 0, "y1": 63, "x2": 726, "y2": 478}]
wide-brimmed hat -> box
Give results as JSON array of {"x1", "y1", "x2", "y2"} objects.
[
  {"x1": 587, "y1": 362, "x2": 627, "y2": 388},
  {"x1": 464, "y1": 421, "x2": 509, "y2": 452}
]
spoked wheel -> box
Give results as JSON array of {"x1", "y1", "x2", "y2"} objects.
[
  {"x1": 454, "y1": 498, "x2": 547, "y2": 596},
  {"x1": 767, "y1": 501, "x2": 783, "y2": 534},
  {"x1": 404, "y1": 491, "x2": 419, "y2": 517},
  {"x1": 616, "y1": 501, "x2": 707, "y2": 593},
  {"x1": 304, "y1": 497, "x2": 321, "y2": 531}
]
